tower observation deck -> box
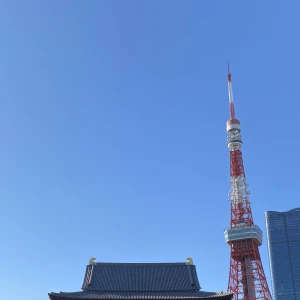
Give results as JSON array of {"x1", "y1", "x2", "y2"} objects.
[{"x1": 224, "y1": 65, "x2": 272, "y2": 300}]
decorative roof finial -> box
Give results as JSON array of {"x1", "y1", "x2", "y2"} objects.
[
  {"x1": 89, "y1": 257, "x2": 96, "y2": 265},
  {"x1": 186, "y1": 257, "x2": 193, "y2": 265}
]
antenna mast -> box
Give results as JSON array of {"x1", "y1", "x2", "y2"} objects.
[{"x1": 227, "y1": 62, "x2": 235, "y2": 120}]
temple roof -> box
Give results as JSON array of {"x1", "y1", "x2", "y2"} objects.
[
  {"x1": 82, "y1": 263, "x2": 200, "y2": 292},
  {"x1": 49, "y1": 291, "x2": 232, "y2": 299},
  {"x1": 49, "y1": 261, "x2": 233, "y2": 300}
]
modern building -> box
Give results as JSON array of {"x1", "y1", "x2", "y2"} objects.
[
  {"x1": 265, "y1": 208, "x2": 300, "y2": 299},
  {"x1": 49, "y1": 259, "x2": 233, "y2": 300}
]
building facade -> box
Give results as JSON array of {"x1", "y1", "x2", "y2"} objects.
[
  {"x1": 265, "y1": 208, "x2": 300, "y2": 299},
  {"x1": 49, "y1": 259, "x2": 233, "y2": 300}
]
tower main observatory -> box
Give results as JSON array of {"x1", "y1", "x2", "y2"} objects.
[{"x1": 223, "y1": 65, "x2": 272, "y2": 300}]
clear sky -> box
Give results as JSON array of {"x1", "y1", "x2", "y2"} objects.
[{"x1": 0, "y1": 1, "x2": 299, "y2": 299}]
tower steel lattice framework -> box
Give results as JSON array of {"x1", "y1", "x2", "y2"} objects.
[{"x1": 224, "y1": 65, "x2": 272, "y2": 300}]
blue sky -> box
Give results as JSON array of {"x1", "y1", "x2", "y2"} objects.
[{"x1": 0, "y1": 1, "x2": 299, "y2": 299}]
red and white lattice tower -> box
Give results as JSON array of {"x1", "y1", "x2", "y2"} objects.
[{"x1": 224, "y1": 64, "x2": 272, "y2": 300}]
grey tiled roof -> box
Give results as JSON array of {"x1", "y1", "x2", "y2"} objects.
[
  {"x1": 81, "y1": 263, "x2": 200, "y2": 291},
  {"x1": 49, "y1": 291, "x2": 233, "y2": 300},
  {"x1": 49, "y1": 262, "x2": 233, "y2": 300}
]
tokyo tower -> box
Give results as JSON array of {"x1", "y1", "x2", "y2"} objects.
[{"x1": 223, "y1": 64, "x2": 272, "y2": 300}]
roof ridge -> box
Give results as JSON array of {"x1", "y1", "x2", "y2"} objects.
[
  {"x1": 92, "y1": 262, "x2": 188, "y2": 265},
  {"x1": 53, "y1": 291, "x2": 233, "y2": 294}
]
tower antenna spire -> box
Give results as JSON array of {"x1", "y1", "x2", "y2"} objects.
[{"x1": 227, "y1": 62, "x2": 235, "y2": 120}]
